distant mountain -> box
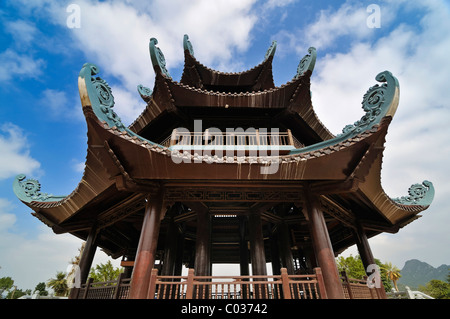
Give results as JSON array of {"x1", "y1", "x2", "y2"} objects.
[{"x1": 397, "y1": 259, "x2": 449, "y2": 290}]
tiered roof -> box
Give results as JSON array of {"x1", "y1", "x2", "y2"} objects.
[{"x1": 13, "y1": 35, "x2": 434, "y2": 258}]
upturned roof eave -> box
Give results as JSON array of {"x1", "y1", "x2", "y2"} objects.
[
  {"x1": 12, "y1": 53, "x2": 434, "y2": 232},
  {"x1": 129, "y1": 37, "x2": 321, "y2": 136},
  {"x1": 180, "y1": 34, "x2": 277, "y2": 89}
]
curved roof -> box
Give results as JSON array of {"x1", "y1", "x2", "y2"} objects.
[
  {"x1": 13, "y1": 36, "x2": 434, "y2": 254},
  {"x1": 129, "y1": 36, "x2": 332, "y2": 143},
  {"x1": 180, "y1": 34, "x2": 277, "y2": 90}
]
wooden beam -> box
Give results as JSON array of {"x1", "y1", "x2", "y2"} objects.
[{"x1": 120, "y1": 260, "x2": 134, "y2": 267}]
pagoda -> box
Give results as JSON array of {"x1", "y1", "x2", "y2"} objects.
[{"x1": 13, "y1": 35, "x2": 434, "y2": 299}]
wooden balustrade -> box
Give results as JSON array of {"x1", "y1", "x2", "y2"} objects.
[
  {"x1": 149, "y1": 268, "x2": 325, "y2": 300},
  {"x1": 161, "y1": 129, "x2": 302, "y2": 149},
  {"x1": 340, "y1": 271, "x2": 383, "y2": 299},
  {"x1": 70, "y1": 268, "x2": 327, "y2": 300},
  {"x1": 70, "y1": 268, "x2": 383, "y2": 300},
  {"x1": 150, "y1": 267, "x2": 327, "y2": 299},
  {"x1": 71, "y1": 273, "x2": 131, "y2": 299}
]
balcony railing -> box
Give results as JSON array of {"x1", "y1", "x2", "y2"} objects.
[
  {"x1": 70, "y1": 268, "x2": 385, "y2": 299},
  {"x1": 148, "y1": 268, "x2": 326, "y2": 300},
  {"x1": 70, "y1": 268, "x2": 326, "y2": 300},
  {"x1": 161, "y1": 129, "x2": 302, "y2": 155},
  {"x1": 340, "y1": 271, "x2": 384, "y2": 299}
]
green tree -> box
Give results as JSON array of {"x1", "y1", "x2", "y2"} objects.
[
  {"x1": 419, "y1": 279, "x2": 450, "y2": 299},
  {"x1": 47, "y1": 271, "x2": 69, "y2": 296},
  {"x1": 6, "y1": 288, "x2": 31, "y2": 299},
  {"x1": 88, "y1": 260, "x2": 123, "y2": 283},
  {"x1": 382, "y1": 262, "x2": 401, "y2": 291},
  {"x1": 0, "y1": 276, "x2": 14, "y2": 294},
  {"x1": 336, "y1": 255, "x2": 366, "y2": 279},
  {"x1": 336, "y1": 254, "x2": 393, "y2": 292},
  {"x1": 35, "y1": 282, "x2": 48, "y2": 296}
]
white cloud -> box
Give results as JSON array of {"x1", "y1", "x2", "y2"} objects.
[
  {"x1": 309, "y1": 1, "x2": 450, "y2": 267},
  {"x1": 39, "y1": 89, "x2": 83, "y2": 121},
  {"x1": 306, "y1": 2, "x2": 371, "y2": 49},
  {"x1": 41, "y1": 89, "x2": 68, "y2": 114},
  {"x1": 0, "y1": 221, "x2": 84, "y2": 290},
  {"x1": 57, "y1": 0, "x2": 258, "y2": 87},
  {"x1": 264, "y1": 0, "x2": 298, "y2": 10},
  {"x1": 0, "y1": 17, "x2": 45, "y2": 82},
  {"x1": 0, "y1": 123, "x2": 41, "y2": 180},
  {"x1": 72, "y1": 160, "x2": 86, "y2": 173},
  {"x1": 16, "y1": 0, "x2": 258, "y2": 122},
  {"x1": 110, "y1": 85, "x2": 146, "y2": 126},
  {"x1": 0, "y1": 49, "x2": 45, "y2": 82},
  {"x1": 4, "y1": 19, "x2": 38, "y2": 46},
  {"x1": 0, "y1": 199, "x2": 16, "y2": 232},
  {"x1": 0, "y1": 195, "x2": 118, "y2": 291}
]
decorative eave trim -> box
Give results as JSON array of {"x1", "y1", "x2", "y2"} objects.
[
  {"x1": 149, "y1": 37, "x2": 171, "y2": 79},
  {"x1": 183, "y1": 34, "x2": 195, "y2": 57},
  {"x1": 78, "y1": 62, "x2": 163, "y2": 148},
  {"x1": 290, "y1": 70, "x2": 399, "y2": 155},
  {"x1": 264, "y1": 40, "x2": 277, "y2": 60},
  {"x1": 13, "y1": 174, "x2": 66, "y2": 204},
  {"x1": 391, "y1": 181, "x2": 435, "y2": 207},
  {"x1": 137, "y1": 84, "x2": 152, "y2": 102},
  {"x1": 295, "y1": 47, "x2": 316, "y2": 79}
]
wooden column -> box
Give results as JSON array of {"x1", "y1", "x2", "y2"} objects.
[
  {"x1": 239, "y1": 216, "x2": 250, "y2": 277},
  {"x1": 269, "y1": 227, "x2": 281, "y2": 276},
  {"x1": 174, "y1": 225, "x2": 185, "y2": 276},
  {"x1": 194, "y1": 206, "x2": 211, "y2": 276},
  {"x1": 279, "y1": 221, "x2": 295, "y2": 274},
  {"x1": 248, "y1": 212, "x2": 267, "y2": 276},
  {"x1": 353, "y1": 219, "x2": 387, "y2": 299},
  {"x1": 304, "y1": 189, "x2": 345, "y2": 299},
  {"x1": 129, "y1": 190, "x2": 164, "y2": 299},
  {"x1": 238, "y1": 216, "x2": 250, "y2": 298},
  {"x1": 79, "y1": 223, "x2": 99, "y2": 285},
  {"x1": 161, "y1": 206, "x2": 179, "y2": 276}
]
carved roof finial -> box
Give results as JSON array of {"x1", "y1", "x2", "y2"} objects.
[{"x1": 149, "y1": 37, "x2": 171, "y2": 79}]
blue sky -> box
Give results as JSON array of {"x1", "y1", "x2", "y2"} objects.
[{"x1": 1, "y1": 0, "x2": 449, "y2": 291}]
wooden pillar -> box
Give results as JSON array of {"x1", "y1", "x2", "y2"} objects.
[
  {"x1": 79, "y1": 223, "x2": 99, "y2": 285},
  {"x1": 269, "y1": 227, "x2": 281, "y2": 276},
  {"x1": 129, "y1": 190, "x2": 164, "y2": 299},
  {"x1": 353, "y1": 219, "x2": 387, "y2": 299},
  {"x1": 194, "y1": 206, "x2": 211, "y2": 276},
  {"x1": 279, "y1": 221, "x2": 295, "y2": 274},
  {"x1": 239, "y1": 216, "x2": 250, "y2": 276},
  {"x1": 238, "y1": 216, "x2": 250, "y2": 298},
  {"x1": 161, "y1": 207, "x2": 179, "y2": 276},
  {"x1": 174, "y1": 225, "x2": 185, "y2": 276},
  {"x1": 248, "y1": 212, "x2": 267, "y2": 276},
  {"x1": 304, "y1": 189, "x2": 345, "y2": 299}
]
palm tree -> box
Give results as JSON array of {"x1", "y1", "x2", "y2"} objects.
[
  {"x1": 47, "y1": 271, "x2": 69, "y2": 296},
  {"x1": 89, "y1": 260, "x2": 122, "y2": 283},
  {"x1": 382, "y1": 262, "x2": 401, "y2": 291}
]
